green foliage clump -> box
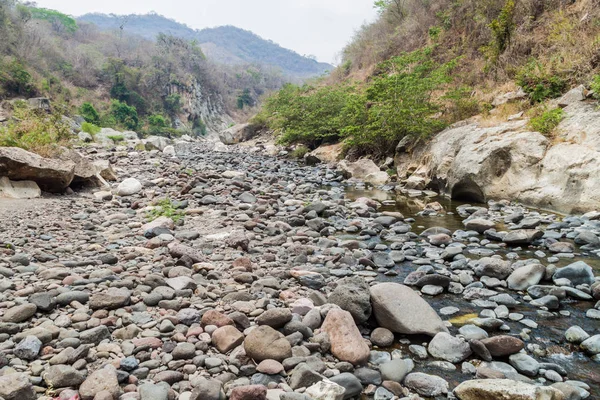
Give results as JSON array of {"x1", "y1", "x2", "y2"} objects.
[
  {"x1": 482, "y1": 0, "x2": 516, "y2": 66},
  {"x1": 164, "y1": 94, "x2": 182, "y2": 115},
  {"x1": 591, "y1": 75, "x2": 600, "y2": 99},
  {"x1": 516, "y1": 60, "x2": 567, "y2": 103},
  {"x1": 107, "y1": 134, "x2": 125, "y2": 143},
  {"x1": 256, "y1": 82, "x2": 353, "y2": 147},
  {"x1": 148, "y1": 114, "x2": 169, "y2": 133},
  {"x1": 291, "y1": 145, "x2": 310, "y2": 159},
  {"x1": 81, "y1": 122, "x2": 101, "y2": 135},
  {"x1": 0, "y1": 102, "x2": 71, "y2": 156},
  {"x1": 0, "y1": 58, "x2": 34, "y2": 97},
  {"x1": 529, "y1": 107, "x2": 565, "y2": 136},
  {"x1": 257, "y1": 48, "x2": 463, "y2": 156},
  {"x1": 237, "y1": 89, "x2": 254, "y2": 109},
  {"x1": 79, "y1": 102, "x2": 99, "y2": 124},
  {"x1": 110, "y1": 100, "x2": 139, "y2": 130},
  {"x1": 29, "y1": 7, "x2": 78, "y2": 34},
  {"x1": 147, "y1": 198, "x2": 184, "y2": 223}
]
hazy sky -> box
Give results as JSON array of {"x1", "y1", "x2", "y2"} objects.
[{"x1": 33, "y1": 0, "x2": 379, "y2": 64}]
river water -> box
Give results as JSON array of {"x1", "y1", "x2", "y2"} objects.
[{"x1": 332, "y1": 183, "x2": 600, "y2": 397}]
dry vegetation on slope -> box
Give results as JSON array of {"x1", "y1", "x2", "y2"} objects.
[{"x1": 256, "y1": 0, "x2": 600, "y2": 158}]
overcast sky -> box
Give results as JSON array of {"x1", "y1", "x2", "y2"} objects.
[{"x1": 32, "y1": 0, "x2": 378, "y2": 64}]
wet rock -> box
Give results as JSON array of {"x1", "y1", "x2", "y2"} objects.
[
  {"x1": 428, "y1": 332, "x2": 472, "y2": 363},
  {"x1": 404, "y1": 372, "x2": 448, "y2": 397},
  {"x1": 553, "y1": 261, "x2": 595, "y2": 286},
  {"x1": 480, "y1": 336, "x2": 525, "y2": 357},
  {"x1": 507, "y1": 263, "x2": 546, "y2": 290},
  {"x1": 370, "y1": 327, "x2": 394, "y2": 347}
]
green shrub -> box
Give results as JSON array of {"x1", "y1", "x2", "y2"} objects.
[
  {"x1": 291, "y1": 145, "x2": 310, "y2": 159},
  {"x1": 107, "y1": 134, "x2": 125, "y2": 143},
  {"x1": 164, "y1": 94, "x2": 182, "y2": 115},
  {"x1": 0, "y1": 58, "x2": 34, "y2": 96},
  {"x1": 482, "y1": 0, "x2": 516, "y2": 66},
  {"x1": 80, "y1": 102, "x2": 99, "y2": 124},
  {"x1": 110, "y1": 100, "x2": 139, "y2": 130},
  {"x1": 256, "y1": 48, "x2": 458, "y2": 156},
  {"x1": 0, "y1": 103, "x2": 71, "y2": 156},
  {"x1": 516, "y1": 60, "x2": 567, "y2": 103},
  {"x1": 148, "y1": 114, "x2": 169, "y2": 133},
  {"x1": 237, "y1": 89, "x2": 254, "y2": 109},
  {"x1": 529, "y1": 107, "x2": 565, "y2": 136},
  {"x1": 591, "y1": 75, "x2": 600, "y2": 99},
  {"x1": 147, "y1": 198, "x2": 184, "y2": 223},
  {"x1": 81, "y1": 122, "x2": 101, "y2": 135}
]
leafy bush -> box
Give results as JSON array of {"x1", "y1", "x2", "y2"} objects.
[
  {"x1": 107, "y1": 134, "x2": 125, "y2": 143},
  {"x1": 529, "y1": 107, "x2": 564, "y2": 136},
  {"x1": 80, "y1": 102, "x2": 99, "y2": 124},
  {"x1": 237, "y1": 89, "x2": 254, "y2": 109},
  {"x1": 257, "y1": 48, "x2": 460, "y2": 156},
  {"x1": 291, "y1": 145, "x2": 310, "y2": 159},
  {"x1": 256, "y1": 82, "x2": 353, "y2": 147},
  {"x1": 0, "y1": 58, "x2": 34, "y2": 96},
  {"x1": 516, "y1": 60, "x2": 567, "y2": 103},
  {"x1": 164, "y1": 94, "x2": 182, "y2": 115},
  {"x1": 147, "y1": 198, "x2": 184, "y2": 223},
  {"x1": 81, "y1": 122, "x2": 101, "y2": 135},
  {"x1": 148, "y1": 114, "x2": 169, "y2": 133},
  {"x1": 110, "y1": 100, "x2": 139, "y2": 130},
  {"x1": 482, "y1": 0, "x2": 516, "y2": 66},
  {"x1": 591, "y1": 75, "x2": 600, "y2": 99},
  {"x1": 29, "y1": 7, "x2": 78, "y2": 33},
  {"x1": 340, "y1": 48, "x2": 455, "y2": 154},
  {"x1": 0, "y1": 103, "x2": 71, "y2": 156}
]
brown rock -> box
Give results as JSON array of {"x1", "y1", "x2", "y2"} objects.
[
  {"x1": 202, "y1": 310, "x2": 235, "y2": 328},
  {"x1": 244, "y1": 325, "x2": 292, "y2": 362},
  {"x1": 256, "y1": 359, "x2": 284, "y2": 375},
  {"x1": 212, "y1": 325, "x2": 244, "y2": 353},
  {"x1": 321, "y1": 309, "x2": 370, "y2": 365},
  {"x1": 480, "y1": 336, "x2": 524, "y2": 357},
  {"x1": 229, "y1": 385, "x2": 267, "y2": 400},
  {"x1": 79, "y1": 367, "x2": 120, "y2": 400}
]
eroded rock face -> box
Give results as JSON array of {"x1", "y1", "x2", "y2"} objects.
[
  {"x1": 0, "y1": 147, "x2": 75, "y2": 192},
  {"x1": 398, "y1": 101, "x2": 600, "y2": 213}
]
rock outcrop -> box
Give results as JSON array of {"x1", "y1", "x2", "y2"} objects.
[
  {"x1": 0, "y1": 147, "x2": 75, "y2": 192},
  {"x1": 396, "y1": 97, "x2": 600, "y2": 213}
]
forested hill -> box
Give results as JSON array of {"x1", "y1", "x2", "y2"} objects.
[{"x1": 78, "y1": 13, "x2": 333, "y2": 78}]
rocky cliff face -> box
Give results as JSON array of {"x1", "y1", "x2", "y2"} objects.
[
  {"x1": 174, "y1": 80, "x2": 235, "y2": 136},
  {"x1": 396, "y1": 92, "x2": 600, "y2": 214}
]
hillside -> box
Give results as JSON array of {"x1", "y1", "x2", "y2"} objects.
[
  {"x1": 78, "y1": 13, "x2": 333, "y2": 78},
  {"x1": 256, "y1": 0, "x2": 600, "y2": 156}
]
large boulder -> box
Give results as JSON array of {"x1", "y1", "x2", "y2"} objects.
[
  {"x1": 454, "y1": 379, "x2": 564, "y2": 400},
  {"x1": 507, "y1": 263, "x2": 546, "y2": 290},
  {"x1": 321, "y1": 309, "x2": 370, "y2": 365},
  {"x1": 305, "y1": 143, "x2": 343, "y2": 165},
  {"x1": 59, "y1": 149, "x2": 110, "y2": 188},
  {"x1": 0, "y1": 177, "x2": 40, "y2": 199},
  {"x1": 553, "y1": 261, "x2": 595, "y2": 286},
  {"x1": 328, "y1": 276, "x2": 372, "y2": 324},
  {"x1": 338, "y1": 159, "x2": 389, "y2": 185},
  {"x1": 219, "y1": 123, "x2": 260, "y2": 145},
  {"x1": 0, "y1": 147, "x2": 75, "y2": 192},
  {"x1": 145, "y1": 135, "x2": 172, "y2": 151},
  {"x1": 370, "y1": 283, "x2": 448, "y2": 337}
]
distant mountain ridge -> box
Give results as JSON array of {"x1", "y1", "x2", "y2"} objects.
[{"x1": 78, "y1": 13, "x2": 333, "y2": 78}]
